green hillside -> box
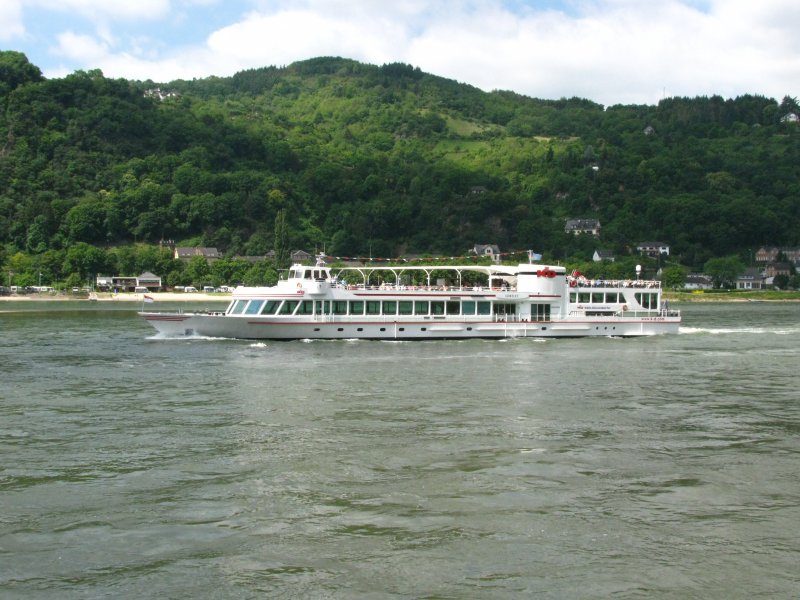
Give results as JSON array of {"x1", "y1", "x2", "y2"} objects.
[{"x1": 1, "y1": 51, "x2": 799, "y2": 287}]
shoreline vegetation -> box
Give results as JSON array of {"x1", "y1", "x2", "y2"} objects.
[
  {"x1": 0, "y1": 292, "x2": 227, "y2": 302},
  {"x1": 3, "y1": 290, "x2": 800, "y2": 303}
]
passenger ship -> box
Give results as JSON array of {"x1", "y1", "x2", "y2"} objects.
[{"x1": 141, "y1": 256, "x2": 680, "y2": 339}]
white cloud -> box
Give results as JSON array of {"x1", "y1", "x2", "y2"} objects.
[
  {"x1": 206, "y1": 9, "x2": 408, "y2": 68},
  {"x1": 0, "y1": 0, "x2": 25, "y2": 42},
  {"x1": 54, "y1": 31, "x2": 110, "y2": 62},
  {"x1": 401, "y1": 0, "x2": 800, "y2": 104},
  {"x1": 17, "y1": 0, "x2": 800, "y2": 104},
  {"x1": 26, "y1": 0, "x2": 172, "y2": 22}
]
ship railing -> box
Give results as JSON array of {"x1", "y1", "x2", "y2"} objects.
[
  {"x1": 570, "y1": 278, "x2": 661, "y2": 289},
  {"x1": 333, "y1": 283, "x2": 506, "y2": 293},
  {"x1": 567, "y1": 307, "x2": 680, "y2": 318}
]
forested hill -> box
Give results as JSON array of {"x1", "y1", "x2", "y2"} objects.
[{"x1": 2, "y1": 50, "x2": 799, "y2": 276}]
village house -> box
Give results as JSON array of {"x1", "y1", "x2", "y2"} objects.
[
  {"x1": 735, "y1": 268, "x2": 765, "y2": 290},
  {"x1": 471, "y1": 244, "x2": 502, "y2": 263},
  {"x1": 683, "y1": 274, "x2": 713, "y2": 291},
  {"x1": 173, "y1": 247, "x2": 222, "y2": 262},
  {"x1": 96, "y1": 272, "x2": 162, "y2": 292},
  {"x1": 266, "y1": 249, "x2": 314, "y2": 264},
  {"x1": 765, "y1": 262, "x2": 793, "y2": 279},
  {"x1": 565, "y1": 219, "x2": 601, "y2": 236},
  {"x1": 755, "y1": 247, "x2": 800, "y2": 266},
  {"x1": 592, "y1": 249, "x2": 615, "y2": 262},
  {"x1": 636, "y1": 241, "x2": 670, "y2": 257}
]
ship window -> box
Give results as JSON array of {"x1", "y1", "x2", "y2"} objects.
[
  {"x1": 289, "y1": 269, "x2": 300, "y2": 279},
  {"x1": 592, "y1": 293, "x2": 604, "y2": 303},
  {"x1": 366, "y1": 301, "x2": 381, "y2": 315},
  {"x1": 431, "y1": 301, "x2": 445, "y2": 315},
  {"x1": 279, "y1": 300, "x2": 299, "y2": 315},
  {"x1": 398, "y1": 301, "x2": 413, "y2": 315},
  {"x1": 446, "y1": 300, "x2": 460, "y2": 315},
  {"x1": 333, "y1": 301, "x2": 348, "y2": 315},
  {"x1": 230, "y1": 300, "x2": 246, "y2": 314},
  {"x1": 635, "y1": 292, "x2": 658, "y2": 309},
  {"x1": 494, "y1": 303, "x2": 516, "y2": 315},
  {"x1": 462, "y1": 301, "x2": 476, "y2": 315},
  {"x1": 414, "y1": 301, "x2": 429, "y2": 315},
  {"x1": 570, "y1": 293, "x2": 577, "y2": 303},
  {"x1": 531, "y1": 303, "x2": 551, "y2": 321},
  {"x1": 382, "y1": 301, "x2": 397, "y2": 315},
  {"x1": 477, "y1": 301, "x2": 491, "y2": 315},
  {"x1": 349, "y1": 301, "x2": 364, "y2": 315},
  {"x1": 579, "y1": 292, "x2": 591, "y2": 303},
  {"x1": 244, "y1": 300, "x2": 264, "y2": 315},
  {"x1": 296, "y1": 300, "x2": 314, "y2": 315},
  {"x1": 305, "y1": 270, "x2": 313, "y2": 279},
  {"x1": 261, "y1": 300, "x2": 281, "y2": 315}
]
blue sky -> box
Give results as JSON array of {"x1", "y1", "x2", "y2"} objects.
[{"x1": 1, "y1": 0, "x2": 797, "y2": 106}]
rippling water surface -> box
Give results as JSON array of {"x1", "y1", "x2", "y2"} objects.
[{"x1": 1, "y1": 301, "x2": 799, "y2": 598}]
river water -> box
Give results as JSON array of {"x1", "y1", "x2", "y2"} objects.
[{"x1": 1, "y1": 301, "x2": 798, "y2": 598}]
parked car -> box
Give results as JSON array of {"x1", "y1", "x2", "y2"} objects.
[{"x1": 184, "y1": 286, "x2": 198, "y2": 293}]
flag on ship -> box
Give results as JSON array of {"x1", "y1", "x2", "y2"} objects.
[{"x1": 143, "y1": 295, "x2": 154, "y2": 303}]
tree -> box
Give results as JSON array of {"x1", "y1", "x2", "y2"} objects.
[
  {"x1": 0, "y1": 51, "x2": 43, "y2": 96},
  {"x1": 703, "y1": 256, "x2": 745, "y2": 289},
  {"x1": 243, "y1": 260, "x2": 278, "y2": 286},
  {"x1": 273, "y1": 209, "x2": 289, "y2": 269},
  {"x1": 62, "y1": 243, "x2": 109, "y2": 282},
  {"x1": 772, "y1": 273, "x2": 790, "y2": 289},
  {"x1": 185, "y1": 255, "x2": 211, "y2": 286},
  {"x1": 661, "y1": 265, "x2": 688, "y2": 290}
]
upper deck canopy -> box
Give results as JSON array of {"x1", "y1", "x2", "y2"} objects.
[{"x1": 328, "y1": 264, "x2": 553, "y2": 287}]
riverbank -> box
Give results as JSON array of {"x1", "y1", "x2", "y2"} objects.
[
  {"x1": 0, "y1": 292, "x2": 229, "y2": 302},
  {"x1": 663, "y1": 290, "x2": 800, "y2": 302}
]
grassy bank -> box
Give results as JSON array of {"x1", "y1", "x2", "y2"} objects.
[{"x1": 664, "y1": 289, "x2": 800, "y2": 302}]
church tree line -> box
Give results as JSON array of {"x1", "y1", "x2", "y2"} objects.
[{"x1": 1, "y1": 51, "x2": 799, "y2": 287}]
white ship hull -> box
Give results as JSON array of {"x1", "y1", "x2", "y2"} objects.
[{"x1": 142, "y1": 312, "x2": 679, "y2": 339}]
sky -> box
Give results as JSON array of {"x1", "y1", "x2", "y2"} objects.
[{"x1": 1, "y1": 0, "x2": 798, "y2": 106}]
